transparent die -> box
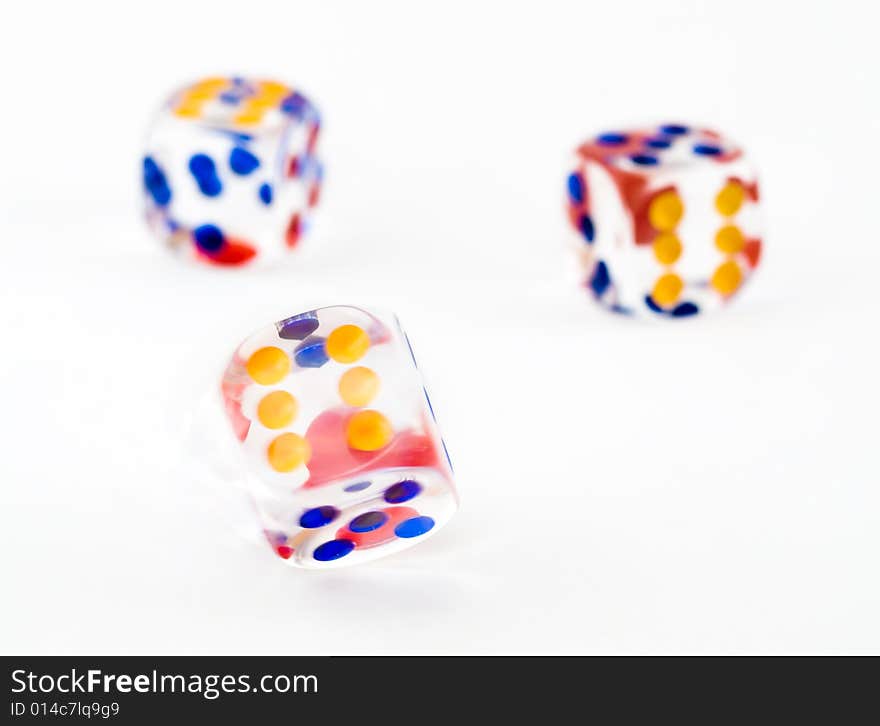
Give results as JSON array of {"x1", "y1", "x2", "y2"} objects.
[
  {"x1": 143, "y1": 76, "x2": 322, "y2": 267},
  {"x1": 221, "y1": 306, "x2": 457, "y2": 569},
  {"x1": 566, "y1": 123, "x2": 762, "y2": 318}
]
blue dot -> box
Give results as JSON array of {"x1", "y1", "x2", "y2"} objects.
[
  {"x1": 384, "y1": 480, "x2": 421, "y2": 504},
  {"x1": 310, "y1": 157, "x2": 325, "y2": 181},
  {"x1": 200, "y1": 177, "x2": 222, "y2": 196},
  {"x1": 645, "y1": 295, "x2": 666, "y2": 314},
  {"x1": 219, "y1": 91, "x2": 242, "y2": 105},
  {"x1": 567, "y1": 172, "x2": 584, "y2": 204},
  {"x1": 281, "y1": 92, "x2": 308, "y2": 117},
  {"x1": 349, "y1": 511, "x2": 388, "y2": 533},
  {"x1": 192, "y1": 224, "x2": 225, "y2": 253},
  {"x1": 671, "y1": 301, "x2": 700, "y2": 317},
  {"x1": 644, "y1": 137, "x2": 672, "y2": 149},
  {"x1": 693, "y1": 144, "x2": 722, "y2": 156},
  {"x1": 294, "y1": 337, "x2": 328, "y2": 368},
  {"x1": 630, "y1": 154, "x2": 658, "y2": 166},
  {"x1": 143, "y1": 156, "x2": 171, "y2": 206},
  {"x1": 229, "y1": 147, "x2": 261, "y2": 175},
  {"x1": 149, "y1": 183, "x2": 171, "y2": 206},
  {"x1": 299, "y1": 506, "x2": 339, "y2": 529},
  {"x1": 188, "y1": 154, "x2": 222, "y2": 197},
  {"x1": 344, "y1": 481, "x2": 372, "y2": 493},
  {"x1": 188, "y1": 153, "x2": 215, "y2": 176},
  {"x1": 578, "y1": 214, "x2": 595, "y2": 243},
  {"x1": 660, "y1": 124, "x2": 689, "y2": 135},
  {"x1": 597, "y1": 132, "x2": 628, "y2": 145},
  {"x1": 590, "y1": 260, "x2": 611, "y2": 296},
  {"x1": 313, "y1": 539, "x2": 355, "y2": 562},
  {"x1": 258, "y1": 183, "x2": 273, "y2": 205},
  {"x1": 276, "y1": 314, "x2": 319, "y2": 340},
  {"x1": 394, "y1": 516, "x2": 435, "y2": 539}
]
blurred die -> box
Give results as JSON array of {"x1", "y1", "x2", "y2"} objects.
[
  {"x1": 566, "y1": 124, "x2": 762, "y2": 318},
  {"x1": 142, "y1": 76, "x2": 322, "y2": 267}
]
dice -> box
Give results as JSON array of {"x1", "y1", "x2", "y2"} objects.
[
  {"x1": 221, "y1": 306, "x2": 457, "y2": 568},
  {"x1": 142, "y1": 76, "x2": 322, "y2": 267},
  {"x1": 566, "y1": 124, "x2": 762, "y2": 317}
]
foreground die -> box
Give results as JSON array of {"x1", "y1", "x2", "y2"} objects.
[
  {"x1": 566, "y1": 124, "x2": 762, "y2": 318},
  {"x1": 221, "y1": 306, "x2": 457, "y2": 568},
  {"x1": 143, "y1": 76, "x2": 322, "y2": 267}
]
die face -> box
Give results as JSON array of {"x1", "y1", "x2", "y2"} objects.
[
  {"x1": 221, "y1": 306, "x2": 456, "y2": 569},
  {"x1": 143, "y1": 77, "x2": 322, "y2": 267},
  {"x1": 567, "y1": 124, "x2": 762, "y2": 318}
]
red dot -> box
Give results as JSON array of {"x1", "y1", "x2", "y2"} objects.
[
  {"x1": 285, "y1": 214, "x2": 301, "y2": 248},
  {"x1": 308, "y1": 183, "x2": 321, "y2": 208},
  {"x1": 276, "y1": 545, "x2": 294, "y2": 559},
  {"x1": 743, "y1": 238, "x2": 762, "y2": 268},
  {"x1": 199, "y1": 236, "x2": 258, "y2": 266},
  {"x1": 307, "y1": 123, "x2": 320, "y2": 153},
  {"x1": 567, "y1": 202, "x2": 584, "y2": 232}
]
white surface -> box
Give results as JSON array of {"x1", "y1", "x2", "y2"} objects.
[{"x1": 1, "y1": 0, "x2": 878, "y2": 654}]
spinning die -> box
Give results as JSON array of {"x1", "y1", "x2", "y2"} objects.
[
  {"x1": 221, "y1": 306, "x2": 457, "y2": 568},
  {"x1": 566, "y1": 124, "x2": 762, "y2": 317},
  {"x1": 143, "y1": 76, "x2": 322, "y2": 266}
]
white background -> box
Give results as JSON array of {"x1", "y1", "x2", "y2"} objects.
[{"x1": 1, "y1": 0, "x2": 878, "y2": 654}]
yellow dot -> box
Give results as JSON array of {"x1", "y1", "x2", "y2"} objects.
[
  {"x1": 257, "y1": 391, "x2": 298, "y2": 429},
  {"x1": 714, "y1": 224, "x2": 745, "y2": 254},
  {"x1": 651, "y1": 273, "x2": 684, "y2": 307},
  {"x1": 711, "y1": 260, "x2": 743, "y2": 296},
  {"x1": 246, "y1": 347, "x2": 290, "y2": 385},
  {"x1": 346, "y1": 410, "x2": 393, "y2": 451},
  {"x1": 173, "y1": 103, "x2": 203, "y2": 118},
  {"x1": 181, "y1": 78, "x2": 227, "y2": 102},
  {"x1": 326, "y1": 325, "x2": 370, "y2": 364},
  {"x1": 258, "y1": 80, "x2": 290, "y2": 98},
  {"x1": 242, "y1": 95, "x2": 276, "y2": 110},
  {"x1": 648, "y1": 190, "x2": 684, "y2": 232},
  {"x1": 233, "y1": 109, "x2": 266, "y2": 126},
  {"x1": 184, "y1": 88, "x2": 217, "y2": 102},
  {"x1": 191, "y1": 77, "x2": 229, "y2": 92},
  {"x1": 338, "y1": 367, "x2": 381, "y2": 407},
  {"x1": 715, "y1": 181, "x2": 746, "y2": 216},
  {"x1": 267, "y1": 433, "x2": 311, "y2": 472},
  {"x1": 184, "y1": 84, "x2": 224, "y2": 101},
  {"x1": 652, "y1": 232, "x2": 682, "y2": 265}
]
